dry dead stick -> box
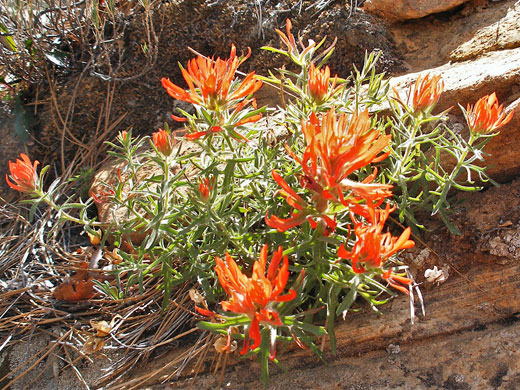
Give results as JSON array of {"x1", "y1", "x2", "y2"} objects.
[
  {"x1": 189, "y1": 333, "x2": 215, "y2": 390},
  {"x1": 112, "y1": 342, "x2": 208, "y2": 390},
  {"x1": 59, "y1": 344, "x2": 91, "y2": 390},
  {"x1": 217, "y1": 352, "x2": 229, "y2": 389},
  {"x1": 44, "y1": 65, "x2": 88, "y2": 173}
]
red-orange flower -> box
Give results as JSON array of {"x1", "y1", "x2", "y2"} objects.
[
  {"x1": 404, "y1": 73, "x2": 443, "y2": 113},
  {"x1": 6, "y1": 153, "x2": 40, "y2": 193},
  {"x1": 275, "y1": 19, "x2": 318, "y2": 66},
  {"x1": 198, "y1": 177, "x2": 215, "y2": 202},
  {"x1": 307, "y1": 63, "x2": 340, "y2": 105},
  {"x1": 265, "y1": 170, "x2": 337, "y2": 234},
  {"x1": 466, "y1": 92, "x2": 513, "y2": 134},
  {"x1": 214, "y1": 245, "x2": 296, "y2": 356},
  {"x1": 90, "y1": 188, "x2": 115, "y2": 204},
  {"x1": 161, "y1": 44, "x2": 262, "y2": 111},
  {"x1": 337, "y1": 203, "x2": 414, "y2": 293},
  {"x1": 298, "y1": 108, "x2": 392, "y2": 205},
  {"x1": 382, "y1": 270, "x2": 413, "y2": 295},
  {"x1": 152, "y1": 129, "x2": 175, "y2": 156}
]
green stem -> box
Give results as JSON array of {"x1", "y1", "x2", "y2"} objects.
[
  {"x1": 432, "y1": 132, "x2": 477, "y2": 214},
  {"x1": 391, "y1": 115, "x2": 422, "y2": 182},
  {"x1": 40, "y1": 192, "x2": 103, "y2": 227}
]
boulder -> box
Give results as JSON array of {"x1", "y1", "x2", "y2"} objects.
[
  {"x1": 388, "y1": 47, "x2": 520, "y2": 182},
  {"x1": 450, "y1": 1, "x2": 520, "y2": 61},
  {"x1": 363, "y1": 0, "x2": 470, "y2": 21},
  {"x1": 387, "y1": 0, "x2": 519, "y2": 71}
]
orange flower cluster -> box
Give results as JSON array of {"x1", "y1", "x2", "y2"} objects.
[
  {"x1": 409, "y1": 73, "x2": 443, "y2": 113},
  {"x1": 152, "y1": 129, "x2": 175, "y2": 156},
  {"x1": 301, "y1": 109, "x2": 390, "y2": 196},
  {"x1": 161, "y1": 44, "x2": 262, "y2": 112},
  {"x1": 6, "y1": 153, "x2": 40, "y2": 194},
  {"x1": 466, "y1": 92, "x2": 513, "y2": 134},
  {"x1": 337, "y1": 203, "x2": 415, "y2": 294},
  {"x1": 161, "y1": 44, "x2": 263, "y2": 141},
  {"x1": 307, "y1": 63, "x2": 340, "y2": 105},
  {"x1": 393, "y1": 73, "x2": 443, "y2": 114},
  {"x1": 211, "y1": 245, "x2": 296, "y2": 358},
  {"x1": 198, "y1": 177, "x2": 215, "y2": 202},
  {"x1": 267, "y1": 108, "x2": 392, "y2": 235}
]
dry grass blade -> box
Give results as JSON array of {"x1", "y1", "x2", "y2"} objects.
[{"x1": 0, "y1": 85, "x2": 204, "y2": 389}]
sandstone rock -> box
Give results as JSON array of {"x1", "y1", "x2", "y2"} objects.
[
  {"x1": 388, "y1": 47, "x2": 520, "y2": 182},
  {"x1": 363, "y1": 0, "x2": 470, "y2": 21},
  {"x1": 450, "y1": 2, "x2": 520, "y2": 61},
  {"x1": 482, "y1": 96, "x2": 520, "y2": 181},
  {"x1": 390, "y1": 48, "x2": 520, "y2": 112},
  {"x1": 387, "y1": 0, "x2": 517, "y2": 71}
]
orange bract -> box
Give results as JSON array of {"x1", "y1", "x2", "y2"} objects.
[
  {"x1": 161, "y1": 44, "x2": 262, "y2": 111},
  {"x1": 275, "y1": 18, "x2": 298, "y2": 56},
  {"x1": 300, "y1": 108, "x2": 392, "y2": 204},
  {"x1": 6, "y1": 153, "x2": 40, "y2": 193},
  {"x1": 466, "y1": 92, "x2": 513, "y2": 134},
  {"x1": 337, "y1": 203, "x2": 414, "y2": 293},
  {"x1": 406, "y1": 73, "x2": 443, "y2": 113},
  {"x1": 198, "y1": 177, "x2": 215, "y2": 202},
  {"x1": 214, "y1": 245, "x2": 296, "y2": 355},
  {"x1": 152, "y1": 129, "x2": 175, "y2": 156},
  {"x1": 307, "y1": 63, "x2": 339, "y2": 104}
]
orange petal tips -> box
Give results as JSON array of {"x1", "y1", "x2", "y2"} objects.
[
  {"x1": 214, "y1": 245, "x2": 296, "y2": 356},
  {"x1": 466, "y1": 92, "x2": 513, "y2": 134},
  {"x1": 6, "y1": 153, "x2": 40, "y2": 194}
]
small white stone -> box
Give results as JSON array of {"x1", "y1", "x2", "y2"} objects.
[
  {"x1": 424, "y1": 266, "x2": 447, "y2": 285},
  {"x1": 386, "y1": 344, "x2": 401, "y2": 354}
]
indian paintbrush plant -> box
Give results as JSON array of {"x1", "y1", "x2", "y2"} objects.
[{"x1": 6, "y1": 19, "x2": 513, "y2": 386}]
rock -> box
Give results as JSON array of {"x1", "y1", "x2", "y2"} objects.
[
  {"x1": 482, "y1": 96, "x2": 520, "y2": 181},
  {"x1": 390, "y1": 48, "x2": 520, "y2": 111},
  {"x1": 388, "y1": 47, "x2": 520, "y2": 182},
  {"x1": 450, "y1": 2, "x2": 520, "y2": 61},
  {"x1": 387, "y1": 0, "x2": 518, "y2": 71},
  {"x1": 363, "y1": 0, "x2": 470, "y2": 21}
]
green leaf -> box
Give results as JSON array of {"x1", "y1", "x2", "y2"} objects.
[
  {"x1": 438, "y1": 210, "x2": 461, "y2": 235},
  {"x1": 336, "y1": 275, "x2": 360, "y2": 316},
  {"x1": 285, "y1": 319, "x2": 327, "y2": 336},
  {"x1": 260, "y1": 46, "x2": 289, "y2": 56},
  {"x1": 196, "y1": 316, "x2": 250, "y2": 331},
  {"x1": 0, "y1": 23, "x2": 17, "y2": 52}
]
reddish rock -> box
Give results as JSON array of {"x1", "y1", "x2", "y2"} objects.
[
  {"x1": 364, "y1": 0, "x2": 470, "y2": 21},
  {"x1": 450, "y1": 2, "x2": 520, "y2": 61}
]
